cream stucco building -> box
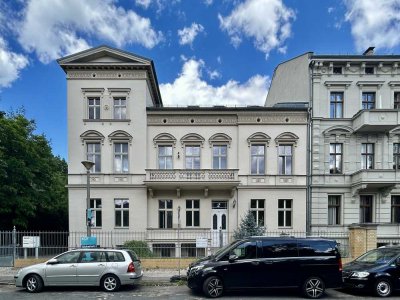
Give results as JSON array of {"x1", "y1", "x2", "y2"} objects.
[{"x1": 58, "y1": 46, "x2": 308, "y2": 254}]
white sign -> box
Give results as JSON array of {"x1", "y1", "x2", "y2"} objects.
[
  {"x1": 23, "y1": 236, "x2": 40, "y2": 248},
  {"x1": 196, "y1": 237, "x2": 208, "y2": 248}
]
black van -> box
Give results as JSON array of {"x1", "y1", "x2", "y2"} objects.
[
  {"x1": 187, "y1": 237, "x2": 342, "y2": 298},
  {"x1": 343, "y1": 246, "x2": 400, "y2": 297}
]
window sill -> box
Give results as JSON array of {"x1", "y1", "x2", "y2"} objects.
[
  {"x1": 114, "y1": 227, "x2": 129, "y2": 229},
  {"x1": 83, "y1": 119, "x2": 131, "y2": 122}
]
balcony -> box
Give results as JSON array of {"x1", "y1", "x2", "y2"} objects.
[
  {"x1": 351, "y1": 169, "x2": 399, "y2": 188},
  {"x1": 144, "y1": 169, "x2": 240, "y2": 189},
  {"x1": 352, "y1": 109, "x2": 400, "y2": 132}
]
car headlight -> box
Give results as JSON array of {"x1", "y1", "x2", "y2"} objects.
[
  {"x1": 352, "y1": 271, "x2": 370, "y2": 278},
  {"x1": 190, "y1": 265, "x2": 205, "y2": 273}
]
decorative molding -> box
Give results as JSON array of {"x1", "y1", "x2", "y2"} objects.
[
  {"x1": 108, "y1": 130, "x2": 133, "y2": 145},
  {"x1": 247, "y1": 132, "x2": 271, "y2": 146},
  {"x1": 67, "y1": 70, "x2": 147, "y2": 79},
  {"x1": 81, "y1": 88, "x2": 105, "y2": 95},
  {"x1": 180, "y1": 133, "x2": 205, "y2": 146},
  {"x1": 388, "y1": 81, "x2": 400, "y2": 87},
  {"x1": 324, "y1": 81, "x2": 352, "y2": 88},
  {"x1": 80, "y1": 130, "x2": 105, "y2": 145},
  {"x1": 351, "y1": 184, "x2": 367, "y2": 202},
  {"x1": 153, "y1": 133, "x2": 177, "y2": 147},
  {"x1": 356, "y1": 81, "x2": 385, "y2": 87},
  {"x1": 274, "y1": 132, "x2": 299, "y2": 147},
  {"x1": 209, "y1": 133, "x2": 232, "y2": 147},
  {"x1": 108, "y1": 88, "x2": 131, "y2": 95}
]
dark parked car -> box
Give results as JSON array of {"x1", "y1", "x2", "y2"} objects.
[
  {"x1": 187, "y1": 237, "x2": 343, "y2": 298},
  {"x1": 343, "y1": 246, "x2": 400, "y2": 297}
]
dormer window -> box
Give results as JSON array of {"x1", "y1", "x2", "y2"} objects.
[
  {"x1": 365, "y1": 66, "x2": 374, "y2": 75},
  {"x1": 333, "y1": 66, "x2": 342, "y2": 74}
]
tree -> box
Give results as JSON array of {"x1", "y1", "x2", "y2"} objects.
[
  {"x1": 0, "y1": 110, "x2": 68, "y2": 230},
  {"x1": 233, "y1": 210, "x2": 265, "y2": 240}
]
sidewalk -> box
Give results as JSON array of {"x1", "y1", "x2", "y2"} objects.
[{"x1": 0, "y1": 267, "x2": 187, "y2": 286}]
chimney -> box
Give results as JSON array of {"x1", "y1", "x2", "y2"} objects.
[{"x1": 363, "y1": 47, "x2": 375, "y2": 56}]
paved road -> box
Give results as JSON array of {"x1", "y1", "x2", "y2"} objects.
[{"x1": 0, "y1": 284, "x2": 392, "y2": 299}]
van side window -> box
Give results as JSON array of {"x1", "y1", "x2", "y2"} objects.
[
  {"x1": 261, "y1": 240, "x2": 298, "y2": 258},
  {"x1": 107, "y1": 251, "x2": 125, "y2": 262},
  {"x1": 231, "y1": 241, "x2": 257, "y2": 259},
  {"x1": 298, "y1": 241, "x2": 335, "y2": 256}
]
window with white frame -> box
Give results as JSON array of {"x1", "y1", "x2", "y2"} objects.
[
  {"x1": 113, "y1": 97, "x2": 127, "y2": 119},
  {"x1": 278, "y1": 145, "x2": 292, "y2": 175},
  {"x1": 159, "y1": 200, "x2": 173, "y2": 229},
  {"x1": 330, "y1": 92, "x2": 343, "y2": 118},
  {"x1": 278, "y1": 199, "x2": 292, "y2": 227},
  {"x1": 328, "y1": 195, "x2": 341, "y2": 225},
  {"x1": 250, "y1": 145, "x2": 265, "y2": 175},
  {"x1": 88, "y1": 97, "x2": 101, "y2": 119},
  {"x1": 361, "y1": 143, "x2": 374, "y2": 169},
  {"x1": 158, "y1": 145, "x2": 173, "y2": 169},
  {"x1": 90, "y1": 198, "x2": 102, "y2": 227},
  {"x1": 114, "y1": 143, "x2": 129, "y2": 173},
  {"x1": 394, "y1": 143, "x2": 400, "y2": 170},
  {"x1": 360, "y1": 195, "x2": 373, "y2": 223},
  {"x1": 86, "y1": 143, "x2": 101, "y2": 173},
  {"x1": 362, "y1": 92, "x2": 376, "y2": 110},
  {"x1": 250, "y1": 199, "x2": 265, "y2": 227},
  {"x1": 213, "y1": 145, "x2": 227, "y2": 169},
  {"x1": 185, "y1": 145, "x2": 200, "y2": 169},
  {"x1": 329, "y1": 143, "x2": 342, "y2": 174},
  {"x1": 114, "y1": 199, "x2": 129, "y2": 227},
  {"x1": 186, "y1": 199, "x2": 200, "y2": 227},
  {"x1": 391, "y1": 196, "x2": 400, "y2": 223},
  {"x1": 394, "y1": 92, "x2": 400, "y2": 109}
]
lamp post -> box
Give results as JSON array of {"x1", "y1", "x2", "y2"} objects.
[{"x1": 81, "y1": 160, "x2": 95, "y2": 237}]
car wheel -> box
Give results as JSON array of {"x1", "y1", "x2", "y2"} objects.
[
  {"x1": 101, "y1": 274, "x2": 121, "y2": 292},
  {"x1": 375, "y1": 279, "x2": 392, "y2": 297},
  {"x1": 25, "y1": 274, "x2": 43, "y2": 293},
  {"x1": 203, "y1": 276, "x2": 224, "y2": 298},
  {"x1": 302, "y1": 276, "x2": 325, "y2": 299}
]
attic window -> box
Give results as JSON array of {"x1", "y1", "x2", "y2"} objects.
[
  {"x1": 365, "y1": 66, "x2": 374, "y2": 74},
  {"x1": 333, "y1": 66, "x2": 342, "y2": 74}
]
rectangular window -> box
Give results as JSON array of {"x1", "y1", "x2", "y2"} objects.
[
  {"x1": 114, "y1": 199, "x2": 129, "y2": 227},
  {"x1": 395, "y1": 92, "x2": 400, "y2": 109},
  {"x1": 278, "y1": 199, "x2": 292, "y2": 227},
  {"x1": 90, "y1": 198, "x2": 102, "y2": 227},
  {"x1": 278, "y1": 145, "x2": 292, "y2": 175},
  {"x1": 330, "y1": 92, "x2": 343, "y2": 118},
  {"x1": 158, "y1": 146, "x2": 173, "y2": 169},
  {"x1": 153, "y1": 244, "x2": 175, "y2": 257},
  {"x1": 86, "y1": 143, "x2": 101, "y2": 172},
  {"x1": 185, "y1": 146, "x2": 200, "y2": 169},
  {"x1": 360, "y1": 195, "x2": 373, "y2": 223},
  {"x1": 394, "y1": 143, "x2": 400, "y2": 170},
  {"x1": 186, "y1": 199, "x2": 200, "y2": 227},
  {"x1": 88, "y1": 97, "x2": 100, "y2": 119},
  {"x1": 113, "y1": 97, "x2": 127, "y2": 119},
  {"x1": 391, "y1": 196, "x2": 400, "y2": 223},
  {"x1": 365, "y1": 66, "x2": 374, "y2": 74},
  {"x1": 250, "y1": 199, "x2": 265, "y2": 227},
  {"x1": 362, "y1": 92, "x2": 376, "y2": 110},
  {"x1": 181, "y1": 243, "x2": 205, "y2": 258},
  {"x1": 333, "y1": 66, "x2": 342, "y2": 74},
  {"x1": 250, "y1": 145, "x2": 265, "y2": 174},
  {"x1": 329, "y1": 143, "x2": 343, "y2": 174},
  {"x1": 159, "y1": 200, "x2": 173, "y2": 229},
  {"x1": 361, "y1": 143, "x2": 374, "y2": 169},
  {"x1": 114, "y1": 143, "x2": 129, "y2": 173},
  {"x1": 328, "y1": 195, "x2": 341, "y2": 225},
  {"x1": 213, "y1": 145, "x2": 227, "y2": 169}
]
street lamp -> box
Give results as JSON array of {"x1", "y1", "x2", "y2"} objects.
[{"x1": 81, "y1": 160, "x2": 95, "y2": 237}]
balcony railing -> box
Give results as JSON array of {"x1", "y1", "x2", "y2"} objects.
[
  {"x1": 352, "y1": 109, "x2": 400, "y2": 132},
  {"x1": 351, "y1": 169, "x2": 399, "y2": 186},
  {"x1": 145, "y1": 169, "x2": 239, "y2": 182}
]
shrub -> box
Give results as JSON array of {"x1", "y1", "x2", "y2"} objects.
[{"x1": 123, "y1": 240, "x2": 154, "y2": 258}]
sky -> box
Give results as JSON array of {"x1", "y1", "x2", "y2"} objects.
[{"x1": 1, "y1": 0, "x2": 400, "y2": 159}]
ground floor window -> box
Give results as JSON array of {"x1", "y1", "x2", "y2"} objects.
[
  {"x1": 360, "y1": 195, "x2": 373, "y2": 223},
  {"x1": 152, "y1": 243, "x2": 175, "y2": 257},
  {"x1": 250, "y1": 199, "x2": 265, "y2": 226},
  {"x1": 278, "y1": 199, "x2": 292, "y2": 227},
  {"x1": 181, "y1": 243, "x2": 206, "y2": 258},
  {"x1": 328, "y1": 195, "x2": 341, "y2": 225},
  {"x1": 391, "y1": 196, "x2": 400, "y2": 223}
]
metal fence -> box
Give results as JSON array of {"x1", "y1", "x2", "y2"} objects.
[{"x1": 0, "y1": 229, "x2": 350, "y2": 266}]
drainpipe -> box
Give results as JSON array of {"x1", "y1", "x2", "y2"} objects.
[{"x1": 306, "y1": 59, "x2": 315, "y2": 235}]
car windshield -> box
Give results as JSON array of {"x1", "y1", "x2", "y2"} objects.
[
  {"x1": 355, "y1": 248, "x2": 400, "y2": 264},
  {"x1": 213, "y1": 240, "x2": 242, "y2": 259}
]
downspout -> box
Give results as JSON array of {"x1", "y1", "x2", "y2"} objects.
[{"x1": 306, "y1": 58, "x2": 315, "y2": 235}]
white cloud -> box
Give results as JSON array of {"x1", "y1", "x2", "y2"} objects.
[
  {"x1": 208, "y1": 69, "x2": 221, "y2": 80},
  {"x1": 0, "y1": 37, "x2": 29, "y2": 88},
  {"x1": 218, "y1": 0, "x2": 295, "y2": 59},
  {"x1": 204, "y1": 0, "x2": 213, "y2": 5},
  {"x1": 328, "y1": 7, "x2": 334, "y2": 14},
  {"x1": 17, "y1": 0, "x2": 163, "y2": 63},
  {"x1": 178, "y1": 23, "x2": 205, "y2": 46},
  {"x1": 135, "y1": 0, "x2": 152, "y2": 9},
  {"x1": 160, "y1": 58, "x2": 268, "y2": 106},
  {"x1": 344, "y1": 0, "x2": 400, "y2": 51}
]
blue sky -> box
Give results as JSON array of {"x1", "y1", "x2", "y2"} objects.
[{"x1": 1, "y1": 0, "x2": 400, "y2": 159}]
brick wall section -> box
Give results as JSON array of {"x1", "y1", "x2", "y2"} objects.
[{"x1": 348, "y1": 224, "x2": 377, "y2": 259}]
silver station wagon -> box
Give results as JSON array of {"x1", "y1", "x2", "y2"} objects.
[{"x1": 14, "y1": 248, "x2": 143, "y2": 293}]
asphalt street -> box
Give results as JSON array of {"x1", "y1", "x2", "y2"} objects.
[{"x1": 0, "y1": 284, "x2": 393, "y2": 299}]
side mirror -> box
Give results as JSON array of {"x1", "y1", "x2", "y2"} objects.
[
  {"x1": 228, "y1": 254, "x2": 238, "y2": 263},
  {"x1": 396, "y1": 257, "x2": 400, "y2": 266},
  {"x1": 47, "y1": 258, "x2": 59, "y2": 265}
]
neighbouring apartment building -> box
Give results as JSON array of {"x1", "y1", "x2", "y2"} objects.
[
  {"x1": 266, "y1": 47, "x2": 400, "y2": 240},
  {"x1": 58, "y1": 46, "x2": 308, "y2": 254}
]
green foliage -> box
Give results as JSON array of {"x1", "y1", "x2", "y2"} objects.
[
  {"x1": 233, "y1": 210, "x2": 265, "y2": 240},
  {"x1": 0, "y1": 110, "x2": 68, "y2": 230},
  {"x1": 123, "y1": 240, "x2": 154, "y2": 258}
]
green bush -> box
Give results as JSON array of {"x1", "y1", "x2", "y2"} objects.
[{"x1": 123, "y1": 240, "x2": 154, "y2": 258}]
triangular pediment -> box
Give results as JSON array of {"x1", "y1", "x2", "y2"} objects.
[{"x1": 57, "y1": 45, "x2": 151, "y2": 65}]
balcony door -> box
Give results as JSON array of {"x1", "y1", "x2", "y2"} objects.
[{"x1": 211, "y1": 201, "x2": 228, "y2": 248}]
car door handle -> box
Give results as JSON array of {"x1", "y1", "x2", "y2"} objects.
[
  {"x1": 251, "y1": 261, "x2": 260, "y2": 266},
  {"x1": 98, "y1": 264, "x2": 105, "y2": 267},
  {"x1": 70, "y1": 265, "x2": 76, "y2": 267},
  {"x1": 263, "y1": 261, "x2": 274, "y2": 264}
]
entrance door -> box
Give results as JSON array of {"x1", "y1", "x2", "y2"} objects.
[{"x1": 211, "y1": 201, "x2": 228, "y2": 248}]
